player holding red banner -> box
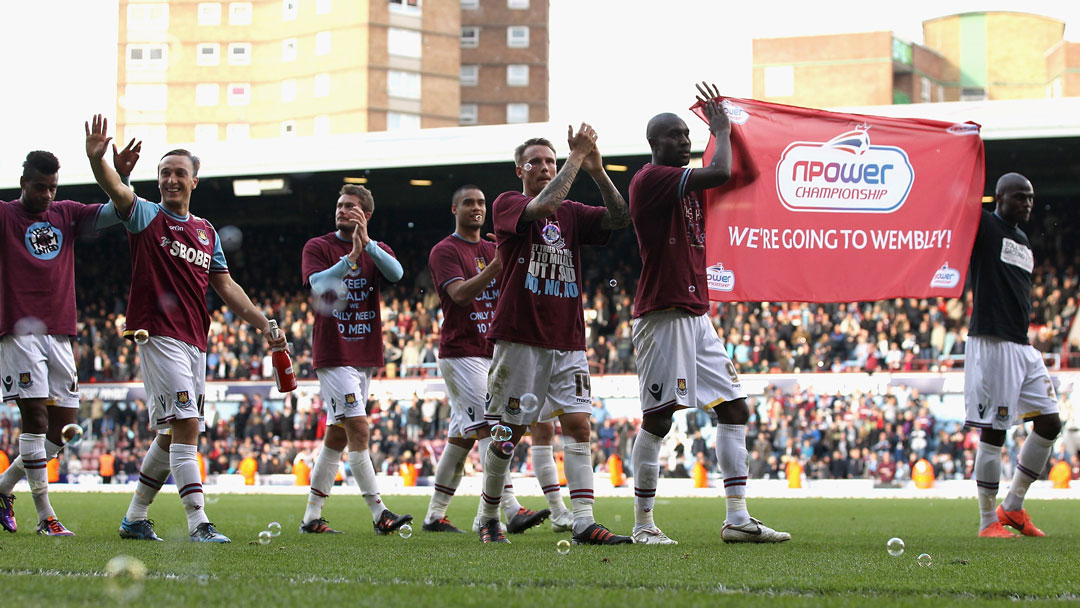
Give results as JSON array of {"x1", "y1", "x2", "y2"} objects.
[
  {"x1": 422, "y1": 185, "x2": 551, "y2": 535},
  {"x1": 628, "y1": 83, "x2": 789, "y2": 544},
  {"x1": 85, "y1": 114, "x2": 286, "y2": 543},
  {"x1": 298, "y1": 184, "x2": 412, "y2": 536},
  {"x1": 966, "y1": 173, "x2": 1061, "y2": 538},
  {"x1": 0, "y1": 142, "x2": 139, "y2": 537},
  {"x1": 477, "y1": 125, "x2": 632, "y2": 545}
]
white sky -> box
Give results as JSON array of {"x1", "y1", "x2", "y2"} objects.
[{"x1": 1, "y1": 0, "x2": 1078, "y2": 183}]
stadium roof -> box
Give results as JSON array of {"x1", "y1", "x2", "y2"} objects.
[{"x1": 10, "y1": 97, "x2": 1080, "y2": 187}]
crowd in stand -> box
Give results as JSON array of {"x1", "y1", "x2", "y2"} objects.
[{"x1": 2, "y1": 200, "x2": 1079, "y2": 484}]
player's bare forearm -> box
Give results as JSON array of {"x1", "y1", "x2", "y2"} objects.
[
  {"x1": 89, "y1": 157, "x2": 135, "y2": 212},
  {"x1": 521, "y1": 155, "x2": 584, "y2": 223},
  {"x1": 592, "y1": 170, "x2": 630, "y2": 229},
  {"x1": 446, "y1": 261, "x2": 502, "y2": 307},
  {"x1": 210, "y1": 273, "x2": 271, "y2": 333},
  {"x1": 686, "y1": 128, "x2": 732, "y2": 191}
]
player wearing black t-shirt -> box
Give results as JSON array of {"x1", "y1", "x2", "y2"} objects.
[{"x1": 965, "y1": 172, "x2": 1061, "y2": 538}]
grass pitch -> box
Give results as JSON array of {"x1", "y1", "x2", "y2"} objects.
[{"x1": 0, "y1": 492, "x2": 1077, "y2": 606}]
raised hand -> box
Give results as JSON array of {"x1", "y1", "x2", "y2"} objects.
[
  {"x1": 85, "y1": 114, "x2": 112, "y2": 161},
  {"x1": 695, "y1": 81, "x2": 730, "y2": 134},
  {"x1": 112, "y1": 137, "x2": 142, "y2": 178},
  {"x1": 566, "y1": 122, "x2": 598, "y2": 160}
]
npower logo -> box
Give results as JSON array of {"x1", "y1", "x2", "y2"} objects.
[
  {"x1": 775, "y1": 128, "x2": 915, "y2": 213},
  {"x1": 930, "y1": 262, "x2": 961, "y2": 288},
  {"x1": 707, "y1": 263, "x2": 735, "y2": 292}
]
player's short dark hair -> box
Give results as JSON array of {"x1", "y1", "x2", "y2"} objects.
[
  {"x1": 340, "y1": 184, "x2": 374, "y2": 212},
  {"x1": 160, "y1": 149, "x2": 201, "y2": 176},
  {"x1": 514, "y1": 138, "x2": 556, "y2": 167},
  {"x1": 452, "y1": 184, "x2": 483, "y2": 207},
  {"x1": 22, "y1": 151, "x2": 60, "y2": 178}
]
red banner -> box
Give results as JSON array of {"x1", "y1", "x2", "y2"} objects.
[{"x1": 695, "y1": 97, "x2": 984, "y2": 303}]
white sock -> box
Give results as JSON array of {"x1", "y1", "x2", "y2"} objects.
[
  {"x1": 975, "y1": 441, "x2": 1002, "y2": 529},
  {"x1": 481, "y1": 444, "x2": 510, "y2": 523},
  {"x1": 563, "y1": 441, "x2": 594, "y2": 533},
  {"x1": 532, "y1": 445, "x2": 569, "y2": 517},
  {"x1": 304, "y1": 446, "x2": 342, "y2": 524},
  {"x1": 0, "y1": 439, "x2": 61, "y2": 495},
  {"x1": 126, "y1": 439, "x2": 172, "y2": 521},
  {"x1": 501, "y1": 469, "x2": 523, "y2": 521},
  {"x1": 476, "y1": 437, "x2": 493, "y2": 522},
  {"x1": 426, "y1": 443, "x2": 469, "y2": 523},
  {"x1": 171, "y1": 443, "x2": 208, "y2": 532},
  {"x1": 1002, "y1": 432, "x2": 1055, "y2": 512},
  {"x1": 716, "y1": 424, "x2": 749, "y2": 526},
  {"x1": 632, "y1": 429, "x2": 663, "y2": 530},
  {"x1": 348, "y1": 450, "x2": 386, "y2": 521},
  {"x1": 21, "y1": 433, "x2": 54, "y2": 522}
]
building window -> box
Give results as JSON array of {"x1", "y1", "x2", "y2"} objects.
[
  {"x1": 460, "y1": 104, "x2": 478, "y2": 125},
  {"x1": 315, "y1": 31, "x2": 332, "y2": 56},
  {"x1": 507, "y1": 64, "x2": 528, "y2": 86},
  {"x1": 920, "y1": 76, "x2": 931, "y2": 103},
  {"x1": 194, "y1": 124, "x2": 219, "y2": 143},
  {"x1": 313, "y1": 115, "x2": 330, "y2": 135},
  {"x1": 127, "y1": 44, "x2": 168, "y2": 70},
  {"x1": 314, "y1": 73, "x2": 331, "y2": 97},
  {"x1": 961, "y1": 87, "x2": 986, "y2": 101},
  {"x1": 227, "y1": 83, "x2": 251, "y2": 106},
  {"x1": 229, "y1": 2, "x2": 252, "y2": 25},
  {"x1": 389, "y1": 0, "x2": 420, "y2": 14},
  {"x1": 507, "y1": 0, "x2": 528, "y2": 8},
  {"x1": 128, "y1": 3, "x2": 169, "y2": 28},
  {"x1": 461, "y1": 27, "x2": 479, "y2": 49},
  {"x1": 281, "y1": 121, "x2": 297, "y2": 137},
  {"x1": 196, "y1": 43, "x2": 220, "y2": 66},
  {"x1": 283, "y1": 0, "x2": 298, "y2": 20},
  {"x1": 387, "y1": 112, "x2": 421, "y2": 131},
  {"x1": 316, "y1": 0, "x2": 332, "y2": 14},
  {"x1": 282, "y1": 38, "x2": 298, "y2": 62},
  {"x1": 281, "y1": 79, "x2": 297, "y2": 103},
  {"x1": 228, "y1": 43, "x2": 251, "y2": 65},
  {"x1": 461, "y1": 0, "x2": 478, "y2": 8},
  {"x1": 507, "y1": 26, "x2": 528, "y2": 48},
  {"x1": 123, "y1": 84, "x2": 168, "y2": 111},
  {"x1": 506, "y1": 103, "x2": 528, "y2": 124},
  {"x1": 388, "y1": 70, "x2": 421, "y2": 99},
  {"x1": 388, "y1": 28, "x2": 422, "y2": 58},
  {"x1": 195, "y1": 83, "x2": 220, "y2": 106},
  {"x1": 764, "y1": 65, "x2": 794, "y2": 97},
  {"x1": 460, "y1": 65, "x2": 478, "y2": 87},
  {"x1": 198, "y1": 3, "x2": 221, "y2": 25},
  {"x1": 226, "y1": 124, "x2": 250, "y2": 140},
  {"x1": 936, "y1": 85, "x2": 944, "y2": 102}
]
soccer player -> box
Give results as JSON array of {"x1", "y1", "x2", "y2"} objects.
[
  {"x1": 0, "y1": 142, "x2": 140, "y2": 536},
  {"x1": 298, "y1": 184, "x2": 412, "y2": 536},
  {"x1": 422, "y1": 185, "x2": 551, "y2": 535},
  {"x1": 84, "y1": 114, "x2": 286, "y2": 543},
  {"x1": 628, "y1": 83, "x2": 789, "y2": 544},
  {"x1": 966, "y1": 172, "x2": 1061, "y2": 538},
  {"x1": 477, "y1": 124, "x2": 632, "y2": 545}
]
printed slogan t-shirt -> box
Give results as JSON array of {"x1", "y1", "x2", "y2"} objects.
[
  {"x1": 488, "y1": 191, "x2": 608, "y2": 351},
  {"x1": 968, "y1": 209, "x2": 1033, "y2": 344},
  {"x1": 0, "y1": 199, "x2": 106, "y2": 337},
  {"x1": 629, "y1": 163, "x2": 709, "y2": 318},
  {"x1": 429, "y1": 234, "x2": 499, "y2": 359},
  {"x1": 302, "y1": 232, "x2": 392, "y2": 369}
]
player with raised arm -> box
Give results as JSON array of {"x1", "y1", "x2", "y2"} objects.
[
  {"x1": 85, "y1": 114, "x2": 286, "y2": 543},
  {"x1": 422, "y1": 185, "x2": 551, "y2": 535},
  {"x1": 966, "y1": 173, "x2": 1062, "y2": 538},
  {"x1": 477, "y1": 124, "x2": 632, "y2": 545},
  {"x1": 0, "y1": 142, "x2": 140, "y2": 536},
  {"x1": 628, "y1": 83, "x2": 789, "y2": 544},
  {"x1": 298, "y1": 184, "x2": 412, "y2": 536}
]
